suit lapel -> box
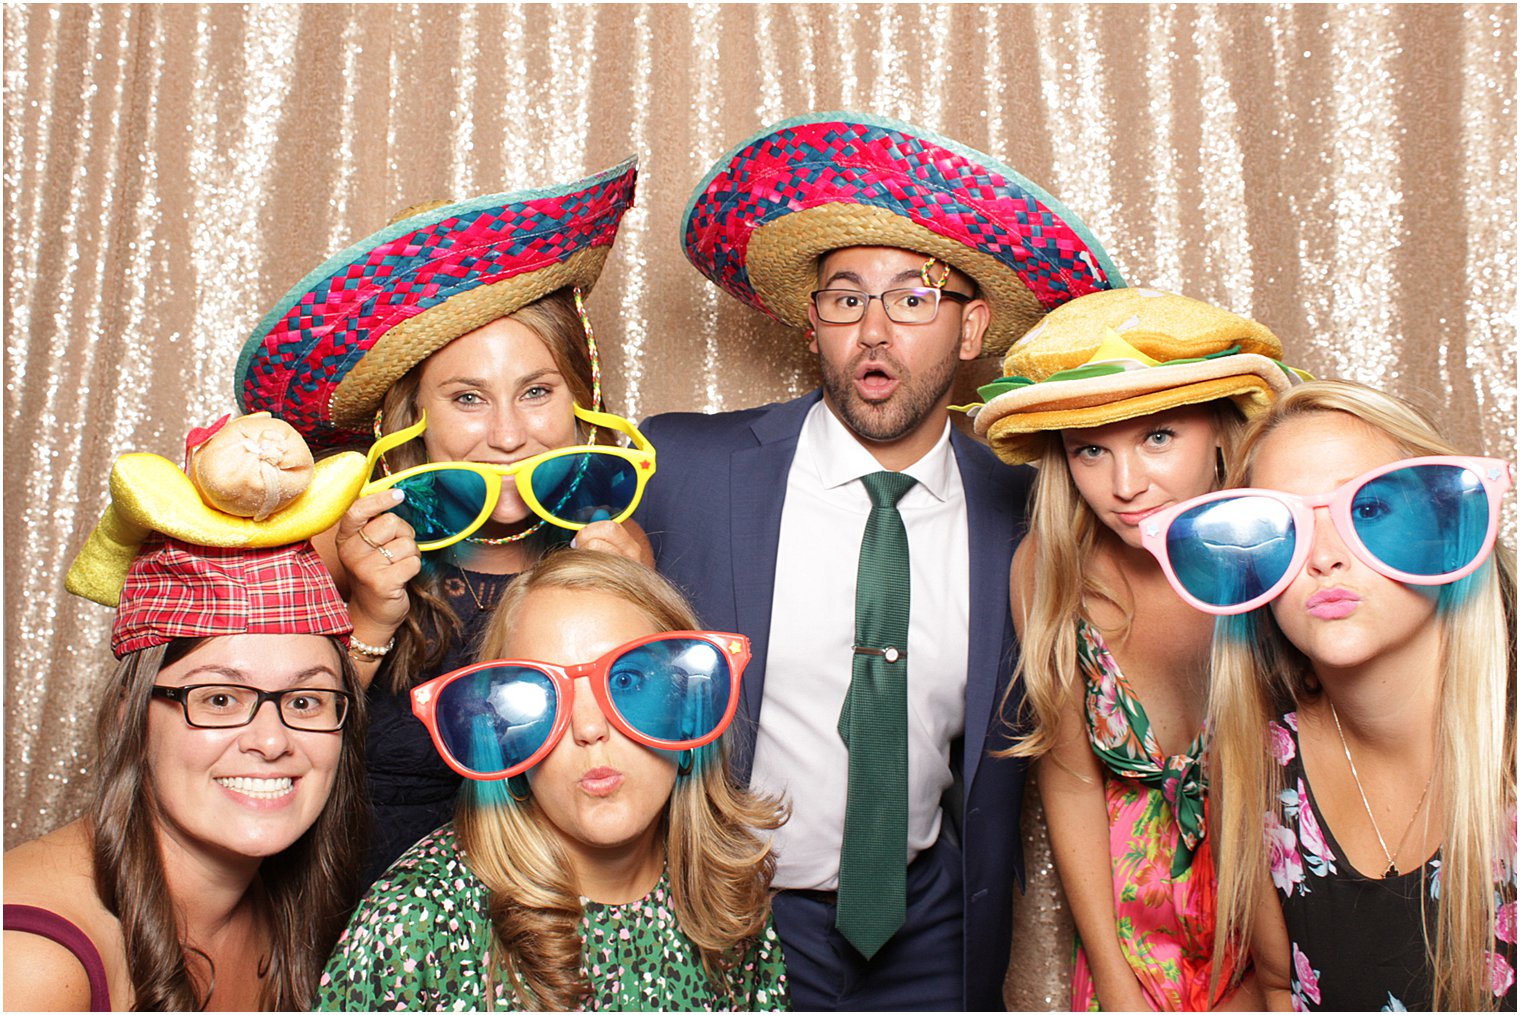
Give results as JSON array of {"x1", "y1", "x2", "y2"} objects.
[
  {"x1": 952, "y1": 430, "x2": 1019, "y2": 795},
  {"x1": 727, "y1": 392, "x2": 819, "y2": 779}
]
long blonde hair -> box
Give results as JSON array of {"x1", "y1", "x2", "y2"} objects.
[
  {"x1": 1209, "y1": 379, "x2": 1517, "y2": 1011},
  {"x1": 1000, "y1": 401, "x2": 1244, "y2": 758},
  {"x1": 453, "y1": 550, "x2": 786, "y2": 1010}
]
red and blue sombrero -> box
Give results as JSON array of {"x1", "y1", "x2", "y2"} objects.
[
  {"x1": 236, "y1": 159, "x2": 638, "y2": 449},
  {"x1": 682, "y1": 112, "x2": 1124, "y2": 354}
]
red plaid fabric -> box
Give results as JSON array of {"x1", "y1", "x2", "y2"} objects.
[{"x1": 112, "y1": 538, "x2": 351, "y2": 657}]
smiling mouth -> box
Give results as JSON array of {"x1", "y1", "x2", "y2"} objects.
[{"x1": 215, "y1": 776, "x2": 295, "y2": 800}]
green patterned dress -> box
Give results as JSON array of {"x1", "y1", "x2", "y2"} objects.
[{"x1": 315, "y1": 825, "x2": 789, "y2": 1011}]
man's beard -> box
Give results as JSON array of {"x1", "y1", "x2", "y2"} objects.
[{"x1": 818, "y1": 345, "x2": 960, "y2": 445}]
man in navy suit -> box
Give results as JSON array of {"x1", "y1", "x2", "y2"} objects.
[{"x1": 636, "y1": 113, "x2": 1123, "y2": 1010}]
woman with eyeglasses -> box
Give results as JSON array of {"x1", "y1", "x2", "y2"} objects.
[
  {"x1": 1148, "y1": 380, "x2": 1516, "y2": 1011},
  {"x1": 970, "y1": 289, "x2": 1306, "y2": 1011},
  {"x1": 316, "y1": 549, "x2": 788, "y2": 1011},
  {"x1": 235, "y1": 163, "x2": 656, "y2": 890},
  {"x1": 4, "y1": 439, "x2": 367, "y2": 1010}
]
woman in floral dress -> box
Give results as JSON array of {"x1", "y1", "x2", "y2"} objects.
[
  {"x1": 1170, "y1": 381, "x2": 1516, "y2": 1010},
  {"x1": 972, "y1": 289, "x2": 1305, "y2": 1009},
  {"x1": 316, "y1": 551, "x2": 788, "y2": 1011}
]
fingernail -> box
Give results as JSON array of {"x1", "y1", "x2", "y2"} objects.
[{"x1": 392, "y1": 489, "x2": 405, "y2": 502}]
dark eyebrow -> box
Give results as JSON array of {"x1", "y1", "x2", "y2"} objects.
[
  {"x1": 178, "y1": 664, "x2": 341, "y2": 687},
  {"x1": 819, "y1": 268, "x2": 935, "y2": 289},
  {"x1": 821, "y1": 269, "x2": 867, "y2": 288}
]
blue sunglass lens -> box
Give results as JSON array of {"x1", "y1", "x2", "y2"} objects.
[
  {"x1": 529, "y1": 453, "x2": 640, "y2": 525},
  {"x1": 391, "y1": 471, "x2": 490, "y2": 543},
  {"x1": 1166, "y1": 496, "x2": 1297, "y2": 608},
  {"x1": 434, "y1": 667, "x2": 558, "y2": 776},
  {"x1": 606, "y1": 639, "x2": 732, "y2": 744},
  {"x1": 1352, "y1": 464, "x2": 1489, "y2": 578}
]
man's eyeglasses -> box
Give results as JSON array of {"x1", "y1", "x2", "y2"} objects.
[
  {"x1": 151, "y1": 684, "x2": 353, "y2": 732},
  {"x1": 362, "y1": 404, "x2": 657, "y2": 552},
  {"x1": 810, "y1": 287, "x2": 972, "y2": 326}
]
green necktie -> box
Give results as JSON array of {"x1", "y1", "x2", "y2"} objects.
[{"x1": 835, "y1": 469, "x2": 916, "y2": 959}]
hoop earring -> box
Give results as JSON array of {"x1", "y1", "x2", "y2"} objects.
[
  {"x1": 677, "y1": 750, "x2": 694, "y2": 777},
  {"x1": 1215, "y1": 446, "x2": 1228, "y2": 486},
  {"x1": 507, "y1": 774, "x2": 532, "y2": 804}
]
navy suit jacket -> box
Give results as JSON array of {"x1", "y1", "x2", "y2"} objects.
[{"x1": 635, "y1": 391, "x2": 1033, "y2": 1010}]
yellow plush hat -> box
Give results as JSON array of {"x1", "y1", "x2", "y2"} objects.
[
  {"x1": 970, "y1": 288, "x2": 1309, "y2": 466},
  {"x1": 66, "y1": 414, "x2": 369, "y2": 608}
]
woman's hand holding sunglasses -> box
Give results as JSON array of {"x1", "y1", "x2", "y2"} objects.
[
  {"x1": 333, "y1": 487, "x2": 422, "y2": 642},
  {"x1": 568, "y1": 513, "x2": 656, "y2": 567}
]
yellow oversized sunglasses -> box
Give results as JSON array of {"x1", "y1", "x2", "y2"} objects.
[{"x1": 361, "y1": 404, "x2": 656, "y2": 552}]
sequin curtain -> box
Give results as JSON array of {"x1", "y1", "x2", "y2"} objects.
[{"x1": 5, "y1": 5, "x2": 1514, "y2": 1008}]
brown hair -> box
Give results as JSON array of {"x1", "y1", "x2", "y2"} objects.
[
  {"x1": 454, "y1": 549, "x2": 786, "y2": 1010},
  {"x1": 90, "y1": 635, "x2": 368, "y2": 1010},
  {"x1": 373, "y1": 288, "x2": 603, "y2": 695}
]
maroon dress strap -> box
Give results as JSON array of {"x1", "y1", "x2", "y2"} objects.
[{"x1": 3, "y1": 903, "x2": 111, "y2": 1011}]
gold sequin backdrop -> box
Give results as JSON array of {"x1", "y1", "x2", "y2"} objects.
[{"x1": 4, "y1": 3, "x2": 1514, "y2": 1008}]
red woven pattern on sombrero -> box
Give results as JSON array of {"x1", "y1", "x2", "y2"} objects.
[
  {"x1": 243, "y1": 169, "x2": 636, "y2": 446},
  {"x1": 112, "y1": 539, "x2": 351, "y2": 657},
  {"x1": 685, "y1": 120, "x2": 1108, "y2": 314}
]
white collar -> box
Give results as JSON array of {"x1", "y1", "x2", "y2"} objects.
[{"x1": 804, "y1": 399, "x2": 956, "y2": 503}]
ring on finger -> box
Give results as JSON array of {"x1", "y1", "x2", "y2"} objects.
[
  {"x1": 358, "y1": 527, "x2": 382, "y2": 551},
  {"x1": 377, "y1": 544, "x2": 395, "y2": 564}
]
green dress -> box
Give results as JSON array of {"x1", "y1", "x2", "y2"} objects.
[{"x1": 315, "y1": 824, "x2": 789, "y2": 1012}]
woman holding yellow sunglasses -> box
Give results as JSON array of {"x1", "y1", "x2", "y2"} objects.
[{"x1": 235, "y1": 161, "x2": 653, "y2": 889}]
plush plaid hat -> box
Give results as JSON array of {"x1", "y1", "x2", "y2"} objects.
[
  {"x1": 972, "y1": 288, "x2": 1309, "y2": 465},
  {"x1": 682, "y1": 112, "x2": 1124, "y2": 354},
  {"x1": 111, "y1": 539, "x2": 350, "y2": 657},
  {"x1": 236, "y1": 159, "x2": 638, "y2": 449}
]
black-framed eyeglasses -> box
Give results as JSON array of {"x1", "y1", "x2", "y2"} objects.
[
  {"x1": 810, "y1": 286, "x2": 972, "y2": 325},
  {"x1": 151, "y1": 684, "x2": 353, "y2": 732}
]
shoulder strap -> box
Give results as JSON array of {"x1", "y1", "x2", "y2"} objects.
[{"x1": 4, "y1": 903, "x2": 111, "y2": 1011}]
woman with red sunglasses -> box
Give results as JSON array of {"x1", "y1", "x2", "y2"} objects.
[
  {"x1": 970, "y1": 289, "x2": 1307, "y2": 1011},
  {"x1": 316, "y1": 550, "x2": 788, "y2": 1011},
  {"x1": 1195, "y1": 380, "x2": 1516, "y2": 1011}
]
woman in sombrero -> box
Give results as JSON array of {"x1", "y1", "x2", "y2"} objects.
[
  {"x1": 971, "y1": 288, "x2": 1307, "y2": 1010},
  {"x1": 235, "y1": 161, "x2": 656, "y2": 888}
]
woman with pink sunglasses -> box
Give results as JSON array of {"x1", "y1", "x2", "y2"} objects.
[
  {"x1": 971, "y1": 289, "x2": 1306, "y2": 1011},
  {"x1": 1152, "y1": 380, "x2": 1516, "y2": 1011},
  {"x1": 316, "y1": 550, "x2": 788, "y2": 1011}
]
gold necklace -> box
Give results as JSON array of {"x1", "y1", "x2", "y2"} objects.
[
  {"x1": 455, "y1": 565, "x2": 489, "y2": 613},
  {"x1": 1329, "y1": 701, "x2": 1435, "y2": 878}
]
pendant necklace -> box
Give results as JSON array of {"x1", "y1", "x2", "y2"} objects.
[{"x1": 1329, "y1": 701, "x2": 1435, "y2": 878}]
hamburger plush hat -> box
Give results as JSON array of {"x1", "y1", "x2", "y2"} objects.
[
  {"x1": 971, "y1": 287, "x2": 1311, "y2": 465},
  {"x1": 681, "y1": 112, "x2": 1125, "y2": 354},
  {"x1": 235, "y1": 160, "x2": 638, "y2": 450},
  {"x1": 66, "y1": 413, "x2": 367, "y2": 656}
]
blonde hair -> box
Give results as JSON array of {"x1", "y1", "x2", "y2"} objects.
[
  {"x1": 454, "y1": 550, "x2": 786, "y2": 1010},
  {"x1": 1209, "y1": 379, "x2": 1517, "y2": 1011},
  {"x1": 999, "y1": 401, "x2": 1244, "y2": 758}
]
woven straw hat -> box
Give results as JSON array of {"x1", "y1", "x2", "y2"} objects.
[
  {"x1": 972, "y1": 288, "x2": 1308, "y2": 465},
  {"x1": 681, "y1": 112, "x2": 1124, "y2": 354},
  {"x1": 236, "y1": 159, "x2": 638, "y2": 449}
]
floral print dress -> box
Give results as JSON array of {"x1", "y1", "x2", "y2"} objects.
[
  {"x1": 1268, "y1": 711, "x2": 1517, "y2": 1011},
  {"x1": 316, "y1": 825, "x2": 790, "y2": 1011},
  {"x1": 1071, "y1": 621, "x2": 1244, "y2": 1011}
]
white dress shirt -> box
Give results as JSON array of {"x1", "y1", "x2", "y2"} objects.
[{"x1": 750, "y1": 399, "x2": 971, "y2": 891}]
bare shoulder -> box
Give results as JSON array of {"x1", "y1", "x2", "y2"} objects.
[
  {"x1": 4, "y1": 928, "x2": 96, "y2": 1010},
  {"x1": 5, "y1": 820, "x2": 121, "y2": 1009},
  {"x1": 1009, "y1": 538, "x2": 1037, "y2": 634}
]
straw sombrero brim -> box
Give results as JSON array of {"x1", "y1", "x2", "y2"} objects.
[
  {"x1": 682, "y1": 112, "x2": 1124, "y2": 355},
  {"x1": 236, "y1": 159, "x2": 637, "y2": 448},
  {"x1": 977, "y1": 355, "x2": 1295, "y2": 466}
]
